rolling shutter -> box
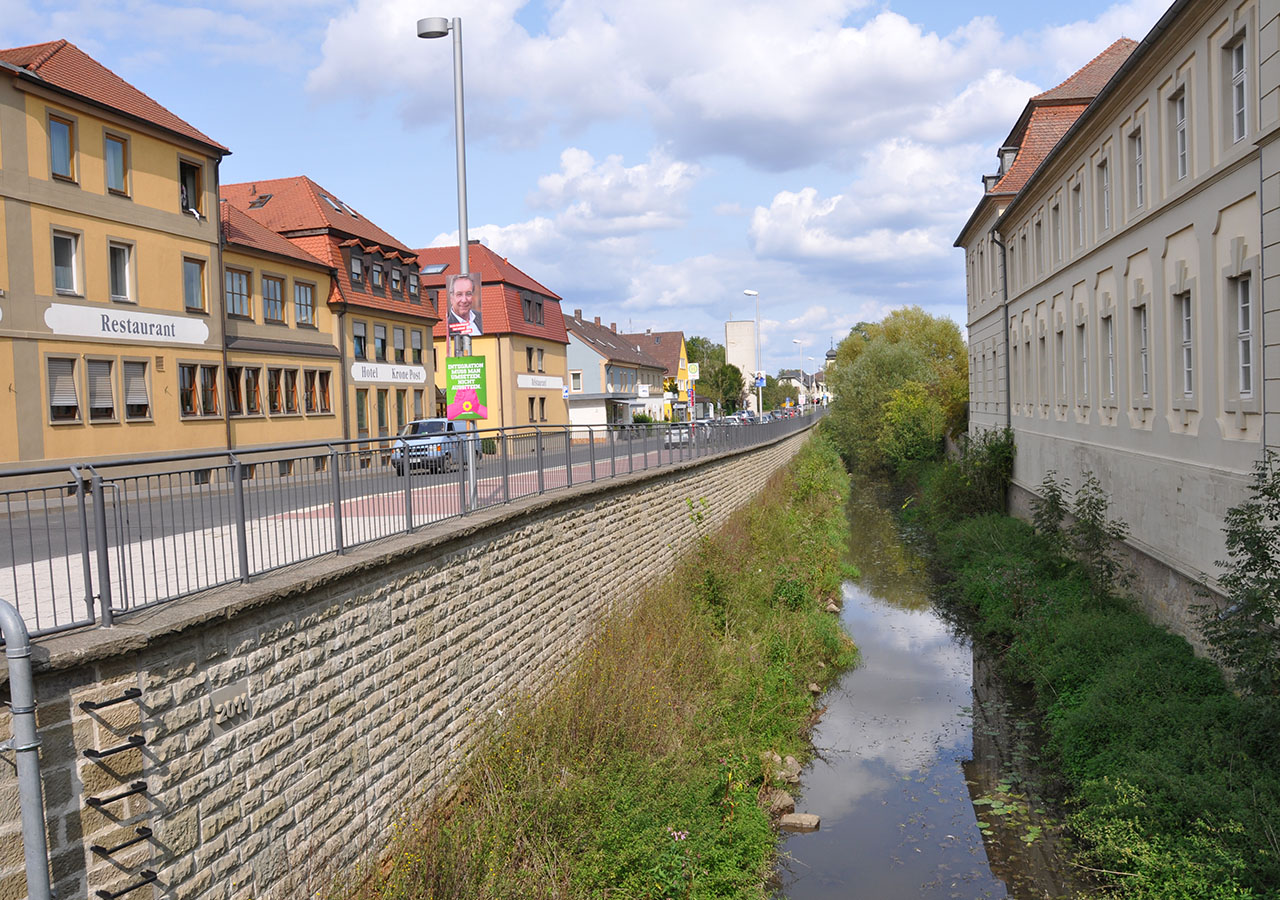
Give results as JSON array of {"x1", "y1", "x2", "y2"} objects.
[
  {"x1": 87, "y1": 360, "x2": 114, "y2": 416},
  {"x1": 47, "y1": 358, "x2": 78, "y2": 406}
]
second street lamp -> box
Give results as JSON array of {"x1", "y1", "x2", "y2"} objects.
[{"x1": 744, "y1": 289, "x2": 760, "y2": 416}]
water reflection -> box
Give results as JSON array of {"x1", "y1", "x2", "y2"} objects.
[{"x1": 774, "y1": 480, "x2": 1083, "y2": 899}]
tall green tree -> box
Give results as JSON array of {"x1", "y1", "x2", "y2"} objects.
[{"x1": 709, "y1": 363, "x2": 745, "y2": 414}]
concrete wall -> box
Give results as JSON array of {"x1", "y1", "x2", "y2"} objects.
[{"x1": 0, "y1": 429, "x2": 811, "y2": 900}]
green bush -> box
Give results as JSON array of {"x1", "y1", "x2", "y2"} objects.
[{"x1": 915, "y1": 427, "x2": 1014, "y2": 530}]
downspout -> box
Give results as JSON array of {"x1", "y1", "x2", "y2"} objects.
[
  {"x1": 215, "y1": 194, "x2": 233, "y2": 454},
  {"x1": 332, "y1": 270, "x2": 351, "y2": 442},
  {"x1": 0, "y1": 600, "x2": 53, "y2": 900},
  {"x1": 989, "y1": 223, "x2": 1012, "y2": 429}
]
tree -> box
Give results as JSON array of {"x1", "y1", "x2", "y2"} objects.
[
  {"x1": 709, "y1": 364, "x2": 745, "y2": 414},
  {"x1": 685, "y1": 335, "x2": 727, "y2": 410},
  {"x1": 876, "y1": 381, "x2": 947, "y2": 476}
]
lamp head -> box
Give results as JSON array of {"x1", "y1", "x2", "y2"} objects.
[
  {"x1": 743, "y1": 289, "x2": 758, "y2": 297},
  {"x1": 417, "y1": 16, "x2": 451, "y2": 38}
]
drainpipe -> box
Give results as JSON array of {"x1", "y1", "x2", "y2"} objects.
[
  {"x1": 0, "y1": 600, "x2": 53, "y2": 900},
  {"x1": 989, "y1": 223, "x2": 1012, "y2": 430}
]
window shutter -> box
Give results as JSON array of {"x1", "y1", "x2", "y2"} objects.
[
  {"x1": 87, "y1": 360, "x2": 114, "y2": 412},
  {"x1": 48, "y1": 358, "x2": 78, "y2": 405},
  {"x1": 124, "y1": 362, "x2": 148, "y2": 405}
]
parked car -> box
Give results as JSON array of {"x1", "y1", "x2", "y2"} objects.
[
  {"x1": 663, "y1": 423, "x2": 692, "y2": 448},
  {"x1": 391, "y1": 418, "x2": 478, "y2": 474}
]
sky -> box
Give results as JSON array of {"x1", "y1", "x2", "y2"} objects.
[{"x1": 4, "y1": 0, "x2": 1174, "y2": 372}]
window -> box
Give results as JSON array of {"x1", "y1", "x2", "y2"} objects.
[
  {"x1": 227, "y1": 366, "x2": 244, "y2": 415},
  {"x1": 318, "y1": 371, "x2": 331, "y2": 413},
  {"x1": 1173, "y1": 92, "x2": 1188, "y2": 180},
  {"x1": 50, "y1": 115, "x2": 75, "y2": 180},
  {"x1": 1072, "y1": 183, "x2": 1084, "y2": 248},
  {"x1": 396, "y1": 389, "x2": 406, "y2": 431},
  {"x1": 263, "y1": 276, "x2": 284, "y2": 323},
  {"x1": 47, "y1": 357, "x2": 79, "y2": 421},
  {"x1": 356, "y1": 390, "x2": 368, "y2": 437},
  {"x1": 1177, "y1": 292, "x2": 1194, "y2": 398},
  {"x1": 536, "y1": 348, "x2": 545, "y2": 372},
  {"x1": 123, "y1": 361, "x2": 149, "y2": 419},
  {"x1": 1130, "y1": 128, "x2": 1144, "y2": 210},
  {"x1": 411, "y1": 330, "x2": 423, "y2": 364},
  {"x1": 1097, "y1": 158, "x2": 1110, "y2": 231},
  {"x1": 571, "y1": 371, "x2": 582, "y2": 392},
  {"x1": 244, "y1": 368, "x2": 262, "y2": 414},
  {"x1": 1077, "y1": 323, "x2": 1088, "y2": 400},
  {"x1": 394, "y1": 327, "x2": 406, "y2": 363},
  {"x1": 372, "y1": 264, "x2": 383, "y2": 288},
  {"x1": 1056, "y1": 331, "x2": 1066, "y2": 399},
  {"x1": 1034, "y1": 221, "x2": 1043, "y2": 273},
  {"x1": 267, "y1": 368, "x2": 282, "y2": 414},
  {"x1": 200, "y1": 365, "x2": 219, "y2": 415},
  {"x1": 1051, "y1": 203, "x2": 1062, "y2": 262},
  {"x1": 526, "y1": 346, "x2": 535, "y2": 371},
  {"x1": 183, "y1": 258, "x2": 206, "y2": 312},
  {"x1": 53, "y1": 231, "x2": 79, "y2": 294},
  {"x1": 1136, "y1": 304, "x2": 1150, "y2": 399},
  {"x1": 528, "y1": 396, "x2": 536, "y2": 422},
  {"x1": 178, "y1": 364, "x2": 198, "y2": 416},
  {"x1": 413, "y1": 389, "x2": 423, "y2": 419},
  {"x1": 374, "y1": 324, "x2": 387, "y2": 362},
  {"x1": 225, "y1": 269, "x2": 250, "y2": 317},
  {"x1": 248, "y1": 193, "x2": 272, "y2": 209},
  {"x1": 1103, "y1": 315, "x2": 1116, "y2": 399},
  {"x1": 391, "y1": 268, "x2": 402, "y2": 291},
  {"x1": 408, "y1": 273, "x2": 419, "y2": 300},
  {"x1": 377, "y1": 389, "x2": 388, "y2": 436},
  {"x1": 105, "y1": 134, "x2": 128, "y2": 194},
  {"x1": 295, "y1": 283, "x2": 315, "y2": 326},
  {"x1": 179, "y1": 160, "x2": 202, "y2": 216},
  {"x1": 351, "y1": 256, "x2": 364, "y2": 284},
  {"x1": 1235, "y1": 276, "x2": 1253, "y2": 397},
  {"x1": 523, "y1": 294, "x2": 544, "y2": 324},
  {"x1": 353, "y1": 321, "x2": 367, "y2": 360},
  {"x1": 1231, "y1": 39, "x2": 1247, "y2": 143},
  {"x1": 87, "y1": 359, "x2": 115, "y2": 420},
  {"x1": 539, "y1": 397, "x2": 547, "y2": 422},
  {"x1": 304, "y1": 371, "x2": 318, "y2": 413},
  {"x1": 284, "y1": 369, "x2": 299, "y2": 413}
]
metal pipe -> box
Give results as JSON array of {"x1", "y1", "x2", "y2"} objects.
[
  {"x1": 90, "y1": 472, "x2": 114, "y2": 627},
  {"x1": 0, "y1": 598, "x2": 53, "y2": 900},
  {"x1": 989, "y1": 224, "x2": 1012, "y2": 429}
]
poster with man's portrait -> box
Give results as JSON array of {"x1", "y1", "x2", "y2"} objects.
[{"x1": 446, "y1": 272, "x2": 482, "y2": 336}]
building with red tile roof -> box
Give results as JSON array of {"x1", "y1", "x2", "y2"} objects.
[
  {"x1": 620, "y1": 329, "x2": 691, "y2": 421},
  {"x1": 565, "y1": 311, "x2": 667, "y2": 425},
  {"x1": 224, "y1": 177, "x2": 439, "y2": 442},
  {"x1": 414, "y1": 243, "x2": 570, "y2": 429}
]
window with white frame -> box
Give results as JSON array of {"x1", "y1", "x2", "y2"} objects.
[
  {"x1": 1077, "y1": 322, "x2": 1088, "y2": 401},
  {"x1": 1231, "y1": 39, "x2": 1247, "y2": 143},
  {"x1": 105, "y1": 133, "x2": 128, "y2": 194},
  {"x1": 109, "y1": 242, "x2": 132, "y2": 303},
  {"x1": 1172, "y1": 91, "x2": 1188, "y2": 180},
  {"x1": 1056, "y1": 330, "x2": 1066, "y2": 400},
  {"x1": 47, "y1": 357, "x2": 79, "y2": 421},
  {"x1": 1235, "y1": 275, "x2": 1253, "y2": 397},
  {"x1": 1072, "y1": 182, "x2": 1084, "y2": 248},
  {"x1": 1103, "y1": 315, "x2": 1116, "y2": 399},
  {"x1": 225, "y1": 269, "x2": 250, "y2": 317},
  {"x1": 1136, "y1": 303, "x2": 1150, "y2": 399},
  {"x1": 1052, "y1": 203, "x2": 1062, "y2": 262},
  {"x1": 183, "y1": 258, "x2": 206, "y2": 312},
  {"x1": 1177, "y1": 291, "x2": 1194, "y2": 398},
  {"x1": 1097, "y1": 158, "x2": 1111, "y2": 231},
  {"x1": 1130, "y1": 127, "x2": 1144, "y2": 210},
  {"x1": 53, "y1": 231, "x2": 79, "y2": 294},
  {"x1": 49, "y1": 114, "x2": 75, "y2": 180}
]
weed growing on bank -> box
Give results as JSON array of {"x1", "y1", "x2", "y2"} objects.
[
  {"x1": 916, "y1": 446, "x2": 1280, "y2": 900},
  {"x1": 340, "y1": 434, "x2": 857, "y2": 900}
]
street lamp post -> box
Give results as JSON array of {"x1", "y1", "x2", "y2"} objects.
[
  {"x1": 744, "y1": 289, "x2": 760, "y2": 415},
  {"x1": 418, "y1": 15, "x2": 478, "y2": 502},
  {"x1": 792, "y1": 338, "x2": 802, "y2": 407}
]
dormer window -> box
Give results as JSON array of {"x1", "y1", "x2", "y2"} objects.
[
  {"x1": 391, "y1": 268, "x2": 402, "y2": 291},
  {"x1": 351, "y1": 256, "x2": 363, "y2": 284},
  {"x1": 372, "y1": 264, "x2": 383, "y2": 287},
  {"x1": 248, "y1": 193, "x2": 272, "y2": 209}
]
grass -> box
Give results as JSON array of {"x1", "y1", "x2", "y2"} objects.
[
  {"x1": 927, "y1": 510, "x2": 1280, "y2": 900},
  {"x1": 338, "y1": 433, "x2": 858, "y2": 900}
]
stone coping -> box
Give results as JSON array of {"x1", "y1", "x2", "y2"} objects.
[{"x1": 2, "y1": 426, "x2": 812, "y2": 684}]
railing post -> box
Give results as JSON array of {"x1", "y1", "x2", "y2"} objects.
[
  {"x1": 329, "y1": 447, "x2": 345, "y2": 554},
  {"x1": 588, "y1": 426, "x2": 597, "y2": 482},
  {"x1": 500, "y1": 430, "x2": 511, "y2": 503},
  {"x1": 608, "y1": 425, "x2": 616, "y2": 478},
  {"x1": 456, "y1": 442, "x2": 468, "y2": 513},
  {"x1": 231, "y1": 458, "x2": 250, "y2": 584},
  {"x1": 564, "y1": 426, "x2": 573, "y2": 487},
  {"x1": 71, "y1": 465, "x2": 94, "y2": 619},
  {"x1": 90, "y1": 471, "x2": 114, "y2": 627},
  {"x1": 535, "y1": 427, "x2": 546, "y2": 494},
  {"x1": 402, "y1": 451, "x2": 414, "y2": 532}
]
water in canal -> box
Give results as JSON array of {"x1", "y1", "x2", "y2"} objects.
[{"x1": 774, "y1": 479, "x2": 1090, "y2": 900}]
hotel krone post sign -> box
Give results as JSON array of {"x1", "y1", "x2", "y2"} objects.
[
  {"x1": 350, "y1": 362, "x2": 429, "y2": 384},
  {"x1": 45, "y1": 304, "x2": 211, "y2": 344}
]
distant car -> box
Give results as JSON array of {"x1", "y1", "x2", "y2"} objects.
[
  {"x1": 391, "y1": 418, "x2": 478, "y2": 474},
  {"x1": 663, "y1": 423, "x2": 692, "y2": 448}
]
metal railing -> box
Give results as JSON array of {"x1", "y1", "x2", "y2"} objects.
[{"x1": 0, "y1": 411, "x2": 821, "y2": 638}]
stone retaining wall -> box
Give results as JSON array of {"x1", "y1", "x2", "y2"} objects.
[{"x1": 0, "y1": 430, "x2": 811, "y2": 900}]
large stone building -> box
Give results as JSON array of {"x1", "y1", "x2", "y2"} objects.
[{"x1": 956, "y1": 0, "x2": 1280, "y2": 638}]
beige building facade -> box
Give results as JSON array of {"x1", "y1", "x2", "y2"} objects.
[{"x1": 958, "y1": 0, "x2": 1280, "y2": 616}]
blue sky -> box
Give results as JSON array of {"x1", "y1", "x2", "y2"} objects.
[{"x1": 5, "y1": 0, "x2": 1173, "y2": 371}]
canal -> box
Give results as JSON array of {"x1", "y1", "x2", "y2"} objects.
[{"x1": 774, "y1": 479, "x2": 1090, "y2": 899}]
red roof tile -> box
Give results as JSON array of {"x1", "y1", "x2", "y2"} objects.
[
  {"x1": 415, "y1": 244, "x2": 567, "y2": 343},
  {"x1": 619, "y1": 331, "x2": 685, "y2": 377},
  {"x1": 0, "y1": 39, "x2": 227, "y2": 153},
  {"x1": 565, "y1": 313, "x2": 665, "y2": 369},
  {"x1": 222, "y1": 177, "x2": 413, "y2": 253},
  {"x1": 221, "y1": 202, "x2": 327, "y2": 269},
  {"x1": 1033, "y1": 38, "x2": 1139, "y2": 103},
  {"x1": 990, "y1": 104, "x2": 1088, "y2": 194}
]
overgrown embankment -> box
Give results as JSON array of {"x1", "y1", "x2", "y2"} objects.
[
  {"x1": 341, "y1": 433, "x2": 857, "y2": 900},
  {"x1": 913, "y1": 436, "x2": 1280, "y2": 900}
]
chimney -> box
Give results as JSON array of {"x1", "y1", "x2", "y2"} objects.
[
  {"x1": 645, "y1": 328, "x2": 652, "y2": 336},
  {"x1": 594, "y1": 316, "x2": 601, "y2": 326},
  {"x1": 574, "y1": 308, "x2": 582, "y2": 319},
  {"x1": 610, "y1": 323, "x2": 617, "y2": 332}
]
